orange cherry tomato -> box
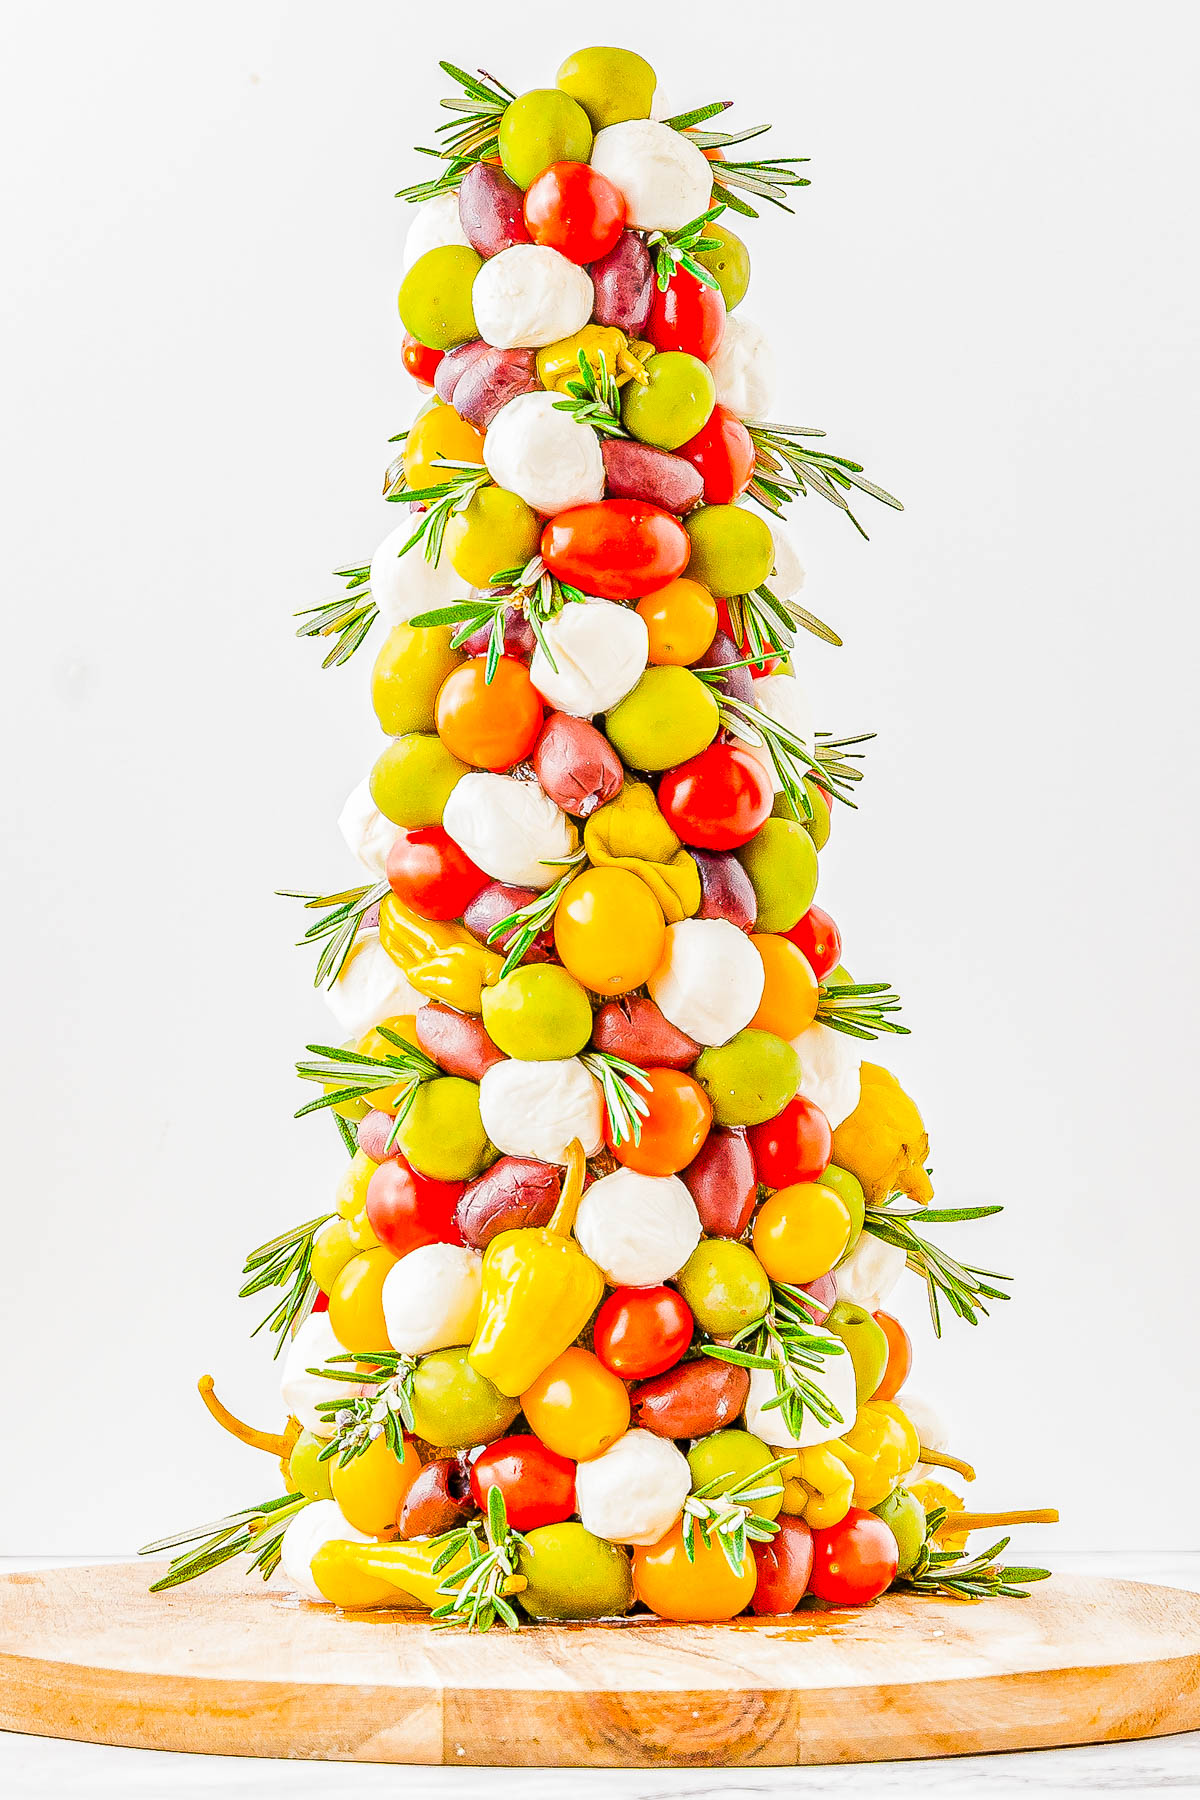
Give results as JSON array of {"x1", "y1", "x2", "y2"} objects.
[
  {"x1": 402, "y1": 403, "x2": 485, "y2": 492},
  {"x1": 752, "y1": 1182, "x2": 852, "y2": 1285},
  {"x1": 872, "y1": 1311, "x2": 912, "y2": 1401},
  {"x1": 636, "y1": 577, "x2": 719, "y2": 665},
  {"x1": 747, "y1": 934, "x2": 820, "y2": 1038},
  {"x1": 553, "y1": 866, "x2": 666, "y2": 995},
  {"x1": 541, "y1": 501, "x2": 690, "y2": 601},
  {"x1": 633, "y1": 1519, "x2": 757, "y2": 1621},
  {"x1": 326, "y1": 1245, "x2": 398, "y2": 1353},
  {"x1": 608, "y1": 1067, "x2": 712, "y2": 1175},
  {"x1": 434, "y1": 656, "x2": 543, "y2": 771},
  {"x1": 521, "y1": 1347, "x2": 630, "y2": 1462}
]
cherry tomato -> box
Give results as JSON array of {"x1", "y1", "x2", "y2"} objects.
[
  {"x1": 331, "y1": 1432, "x2": 421, "y2": 1536},
  {"x1": 633, "y1": 1520, "x2": 756, "y2": 1621},
  {"x1": 521, "y1": 1347, "x2": 630, "y2": 1462},
  {"x1": 311, "y1": 1289, "x2": 329, "y2": 1313},
  {"x1": 715, "y1": 597, "x2": 779, "y2": 678},
  {"x1": 434, "y1": 656, "x2": 543, "y2": 771},
  {"x1": 327, "y1": 1246, "x2": 397, "y2": 1353},
  {"x1": 747, "y1": 933, "x2": 820, "y2": 1038},
  {"x1": 541, "y1": 501, "x2": 691, "y2": 601},
  {"x1": 808, "y1": 1507, "x2": 899, "y2": 1604},
  {"x1": 403, "y1": 404, "x2": 485, "y2": 493},
  {"x1": 554, "y1": 866, "x2": 666, "y2": 996},
  {"x1": 469, "y1": 1433, "x2": 577, "y2": 1530},
  {"x1": 677, "y1": 404, "x2": 754, "y2": 504},
  {"x1": 750, "y1": 1515, "x2": 814, "y2": 1614},
  {"x1": 593, "y1": 1285, "x2": 694, "y2": 1380},
  {"x1": 646, "y1": 267, "x2": 726, "y2": 361},
  {"x1": 523, "y1": 161, "x2": 626, "y2": 264},
  {"x1": 401, "y1": 333, "x2": 444, "y2": 388},
  {"x1": 607, "y1": 1067, "x2": 712, "y2": 1175},
  {"x1": 364, "y1": 1154, "x2": 465, "y2": 1259},
  {"x1": 747, "y1": 1094, "x2": 832, "y2": 1190},
  {"x1": 752, "y1": 1181, "x2": 851, "y2": 1283},
  {"x1": 872, "y1": 1310, "x2": 912, "y2": 1401},
  {"x1": 386, "y1": 826, "x2": 486, "y2": 921},
  {"x1": 636, "y1": 577, "x2": 718, "y2": 665},
  {"x1": 784, "y1": 905, "x2": 842, "y2": 982},
  {"x1": 657, "y1": 742, "x2": 773, "y2": 850}
]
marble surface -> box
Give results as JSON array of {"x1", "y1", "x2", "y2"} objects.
[{"x1": 2, "y1": 1553, "x2": 1199, "y2": 1797}]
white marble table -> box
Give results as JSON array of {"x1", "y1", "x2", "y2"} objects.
[{"x1": 3, "y1": 1553, "x2": 1198, "y2": 1797}]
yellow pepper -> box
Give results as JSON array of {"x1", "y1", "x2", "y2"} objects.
[
  {"x1": 830, "y1": 1062, "x2": 933, "y2": 1206},
  {"x1": 535, "y1": 324, "x2": 653, "y2": 394},
  {"x1": 378, "y1": 895, "x2": 503, "y2": 1013},
  {"x1": 468, "y1": 1141, "x2": 604, "y2": 1397},
  {"x1": 583, "y1": 782, "x2": 701, "y2": 923},
  {"x1": 835, "y1": 1400, "x2": 921, "y2": 1509},
  {"x1": 777, "y1": 1443, "x2": 855, "y2": 1529},
  {"x1": 309, "y1": 1536, "x2": 449, "y2": 1610},
  {"x1": 195, "y1": 1376, "x2": 300, "y2": 1486},
  {"x1": 908, "y1": 1479, "x2": 969, "y2": 1553}
]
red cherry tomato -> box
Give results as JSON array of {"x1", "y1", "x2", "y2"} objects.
[
  {"x1": 751, "y1": 1515, "x2": 814, "y2": 1614},
  {"x1": 784, "y1": 904, "x2": 842, "y2": 982},
  {"x1": 593, "y1": 1285, "x2": 694, "y2": 1379},
  {"x1": 646, "y1": 267, "x2": 726, "y2": 361},
  {"x1": 469, "y1": 1434, "x2": 577, "y2": 1530},
  {"x1": 310, "y1": 1290, "x2": 330, "y2": 1313},
  {"x1": 541, "y1": 501, "x2": 691, "y2": 601},
  {"x1": 364, "y1": 1154, "x2": 465, "y2": 1259},
  {"x1": 401, "y1": 333, "x2": 444, "y2": 388},
  {"x1": 523, "y1": 161, "x2": 626, "y2": 265},
  {"x1": 808, "y1": 1507, "x2": 899, "y2": 1604},
  {"x1": 386, "y1": 826, "x2": 486, "y2": 921},
  {"x1": 714, "y1": 597, "x2": 780, "y2": 677},
  {"x1": 747, "y1": 1094, "x2": 833, "y2": 1190},
  {"x1": 657, "y1": 743, "x2": 773, "y2": 850},
  {"x1": 872, "y1": 1311, "x2": 913, "y2": 1401},
  {"x1": 677, "y1": 404, "x2": 754, "y2": 504}
]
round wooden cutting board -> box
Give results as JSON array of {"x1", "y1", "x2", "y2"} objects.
[{"x1": 1, "y1": 1562, "x2": 1199, "y2": 1767}]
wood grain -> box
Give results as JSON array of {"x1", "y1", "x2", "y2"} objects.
[{"x1": 1, "y1": 1563, "x2": 1199, "y2": 1767}]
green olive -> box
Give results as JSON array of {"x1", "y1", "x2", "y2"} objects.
[
  {"x1": 410, "y1": 1347, "x2": 520, "y2": 1448},
  {"x1": 371, "y1": 623, "x2": 462, "y2": 737},
  {"x1": 443, "y1": 485, "x2": 542, "y2": 588},
  {"x1": 736, "y1": 818, "x2": 818, "y2": 934},
  {"x1": 693, "y1": 222, "x2": 751, "y2": 310},
  {"x1": 873, "y1": 1487, "x2": 924, "y2": 1575},
  {"x1": 397, "y1": 245, "x2": 482, "y2": 349},
  {"x1": 287, "y1": 1430, "x2": 334, "y2": 1501},
  {"x1": 481, "y1": 964, "x2": 593, "y2": 1060},
  {"x1": 818, "y1": 1163, "x2": 865, "y2": 1260},
  {"x1": 498, "y1": 89, "x2": 593, "y2": 189},
  {"x1": 605, "y1": 666, "x2": 719, "y2": 771},
  {"x1": 369, "y1": 733, "x2": 468, "y2": 828},
  {"x1": 824, "y1": 1300, "x2": 889, "y2": 1403},
  {"x1": 676, "y1": 1239, "x2": 770, "y2": 1337},
  {"x1": 556, "y1": 47, "x2": 656, "y2": 130},
  {"x1": 686, "y1": 505, "x2": 775, "y2": 596},
  {"x1": 774, "y1": 777, "x2": 831, "y2": 850},
  {"x1": 687, "y1": 1428, "x2": 783, "y2": 1520},
  {"x1": 517, "y1": 1522, "x2": 634, "y2": 1619},
  {"x1": 693, "y1": 1028, "x2": 800, "y2": 1127},
  {"x1": 393, "y1": 1076, "x2": 492, "y2": 1182},
  {"x1": 622, "y1": 351, "x2": 716, "y2": 451}
]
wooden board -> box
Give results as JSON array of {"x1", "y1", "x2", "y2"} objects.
[{"x1": 1, "y1": 1562, "x2": 1199, "y2": 1767}]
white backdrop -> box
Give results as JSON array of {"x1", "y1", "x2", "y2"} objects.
[{"x1": 2, "y1": 0, "x2": 1197, "y2": 1556}]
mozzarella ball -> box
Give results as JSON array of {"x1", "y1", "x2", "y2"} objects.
[
  {"x1": 443, "y1": 772, "x2": 578, "y2": 888},
  {"x1": 589, "y1": 120, "x2": 713, "y2": 232},
  {"x1": 575, "y1": 1168, "x2": 701, "y2": 1286},
  {"x1": 792, "y1": 1022, "x2": 862, "y2": 1130},
  {"x1": 834, "y1": 1230, "x2": 907, "y2": 1312},
  {"x1": 647, "y1": 918, "x2": 765, "y2": 1046},
  {"x1": 744, "y1": 1344, "x2": 858, "y2": 1451},
  {"x1": 575, "y1": 1429, "x2": 692, "y2": 1545},
  {"x1": 903, "y1": 1390, "x2": 951, "y2": 1478},
  {"x1": 483, "y1": 391, "x2": 605, "y2": 515},
  {"x1": 280, "y1": 1313, "x2": 361, "y2": 1434},
  {"x1": 709, "y1": 314, "x2": 775, "y2": 421},
  {"x1": 338, "y1": 775, "x2": 401, "y2": 877},
  {"x1": 370, "y1": 519, "x2": 464, "y2": 626},
  {"x1": 280, "y1": 1499, "x2": 370, "y2": 1603},
  {"x1": 742, "y1": 673, "x2": 815, "y2": 794},
  {"x1": 381, "y1": 1243, "x2": 482, "y2": 1355},
  {"x1": 530, "y1": 597, "x2": 649, "y2": 716},
  {"x1": 769, "y1": 519, "x2": 806, "y2": 603},
  {"x1": 402, "y1": 191, "x2": 471, "y2": 271},
  {"x1": 478, "y1": 1056, "x2": 604, "y2": 1161},
  {"x1": 473, "y1": 245, "x2": 594, "y2": 350},
  {"x1": 326, "y1": 931, "x2": 423, "y2": 1040}
]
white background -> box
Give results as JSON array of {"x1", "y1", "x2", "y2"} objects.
[{"x1": 1, "y1": 0, "x2": 1197, "y2": 1558}]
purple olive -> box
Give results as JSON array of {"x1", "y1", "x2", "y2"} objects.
[
  {"x1": 434, "y1": 338, "x2": 491, "y2": 409},
  {"x1": 680, "y1": 1128, "x2": 757, "y2": 1238},
  {"x1": 693, "y1": 628, "x2": 754, "y2": 704},
  {"x1": 398, "y1": 1455, "x2": 474, "y2": 1538},
  {"x1": 601, "y1": 438, "x2": 704, "y2": 514},
  {"x1": 532, "y1": 713, "x2": 624, "y2": 818},
  {"x1": 414, "y1": 1003, "x2": 506, "y2": 1082},
  {"x1": 590, "y1": 996, "x2": 701, "y2": 1071},
  {"x1": 801, "y1": 1273, "x2": 837, "y2": 1323},
  {"x1": 357, "y1": 1108, "x2": 401, "y2": 1164},
  {"x1": 450, "y1": 345, "x2": 540, "y2": 429},
  {"x1": 630, "y1": 1361, "x2": 750, "y2": 1439},
  {"x1": 459, "y1": 603, "x2": 536, "y2": 660},
  {"x1": 462, "y1": 882, "x2": 552, "y2": 960},
  {"x1": 458, "y1": 162, "x2": 531, "y2": 258},
  {"x1": 589, "y1": 230, "x2": 654, "y2": 335},
  {"x1": 456, "y1": 1156, "x2": 561, "y2": 1249},
  {"x1": 691, "y1": 850, "x2": 758, "y2": 931}
]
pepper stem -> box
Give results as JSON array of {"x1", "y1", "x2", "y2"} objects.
[
  {"x1": 548, "y1": 1139, "x2": 587, "y2": 1237},
  {"x1": 939, "y1": 1508, "x2": 1059, "y2": 1532},
  {"x1": 919, "y1": 1445, "x2": 977, "y2": 1482},
  {"x1": 197, "y1": 1375, "x2": 297, "y2": 1459}
]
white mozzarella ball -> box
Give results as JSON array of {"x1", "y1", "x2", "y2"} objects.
[
  {"x1": 834, "y1": 1231, "x2": 907, "y2": 1312},
  {"x1": 473, "y1": 245, "x2": 594, "y2": 350},
  {"x1": 280, "y1": 1500, "x2": 370, "y2": 1603},
  {"x1": 338, "y1": 775, "x2": 401, "y2": 877},
  {"x1": 709, "y1": 315, "x2": 775, "y2": 421},
  {"x1": 741, "y1": 673, "x2": 815, "y2": 794},
  {"x1": 530, "y1": 598, "x2": 649, "y2": 716},
  {"x1": 370, "y1": 519, "x2": 464, "y2": 626},
  {"x1": 402, "y1": 192, "x2": 471, "y2": 270},
  {"x1": 589, "y1": 120, "x2": 713, "y2": 232},
  {"x1": 769, "y1": 519, "x2": 806, "y2": 603},
  {"x1": 478, "y1": 1057, "x2": 604, "y2": 1162},
  {"x1": 792, "y1": 1022, "x2": 862, "y2": 1129},
  {"x1": 281, "y1": 1314, "x2": 361, "y2": 1435},
  {"x1": 326, "y1": 932, "x2": 423, "y2": 1040},
  {"x1": 575, "y1": 1169, "x2": 702, "y2": 1286},
  {"x1": 483, "y1": 391, "x2": 605, "y2": 515},
  {"x1": 647, "y1": 918, "x2": 765, "y2": 1046},
  {"x1": 902, "y1": 1390, "x2": 951, "y2": 1477},
  {"x1": 442, "y1": 772, "x2": 578, "y2": 888},
  {"x1": 574, "y1": 1429, "x2": 692, "y2": 1545},
  {"x1": 381, "y1": 1243, "x2": 482, "y2": 1355},
  {"x1": 744, "y1": 1344, "x2": 858, "y2": 1451}
]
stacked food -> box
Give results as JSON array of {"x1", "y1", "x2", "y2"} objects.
[{"x1": 145, "y1": 46, "x2": 1053, "y2": 1626}]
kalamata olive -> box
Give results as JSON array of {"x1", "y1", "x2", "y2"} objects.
[
  {"x1": 459, "y1": 603, "x2": 536, "y2": 660},
  {"x1": 693, "y1": 629, "x2": 754, "y2": 704},
  {"x1": 630, "y1": 1359, "x2": 750, "y2": 1439},
  {"x1": 414, "y1": 1002, "x2": 506, "y2": 1081},
  {"x1": 357, "y1": 1108, "x2": 401, "y2": 1164},
  {"x1": 451, "y1": 345, "x2": 540, "y2": 429},
  {"x1": 691, "y1": 849, "x2": 758, "y2": 930},
  {"x1": 532, "y1": 712, "x2": 624, "y2": 818},
  {"x1": 800, "y1": 1272, "x2": 837, "y2": 1323},
  {"x1": 455, "y1": 1155, "x2": 561, "y2": 1248},
  {"x1": 590, "y1": 995, "x2": 701, "y2": 1070},
  {"x1": 601, "y1": 438, "x2": 705, "y2": 514},
  {"x1": 360, "y1": 902, "x2": 382, "y2": 932},
  {"x1": 463, "y1": 881, "x2": 553, "y2": 960},
  {"x1": 434, "y1": 338, "x2": 491, "y2": 408},
  {"x1": 397, "y1": 1454, "x2": 474, "y2": 1538},
  {"x1": 589, "y1": 230, "x2": 654, "y2": 334},
  {"x1": 458, "y1": 161, "x2": 531, "y2": 258},
  {"x1": 680, "y1": 1127, "x2": 757, "y2": 1238}
]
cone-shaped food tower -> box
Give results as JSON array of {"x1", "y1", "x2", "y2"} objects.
[{"x1": 144, "y1": 48, "x2": 1054, "y2": 1624}]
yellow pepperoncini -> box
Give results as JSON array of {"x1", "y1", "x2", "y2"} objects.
[
  {"x1": 378, "y1": 895, "x2": 503, "y2": 1012},
  {"x1": 309, "y1": 1536, "x2": 452, "y2": 1611},
  {"x1": 468, "y1": 1140, "x2": 604, "y2": 1397},
  {"x1": 908, "y1": 1479, "x2": 969, "y2": 1553},
  {"x1": 835, "y1": 1400, "x2": 922, "y2": 1509},
  {"x1": 196, "y1": 1377, "x2": 300, "y2": 1486},
  {"x1": 535, "y1": 324, "x2": 653, "y2": 394},
  {"x1": 830, "y1": 1062, "x2": 934, "y2": 1206},
  {"x1": 584, "y1": 782, "x2": 701, "y2": 923},
  {"x1": 777, "y1": 1443, "x2": 856, "y2": 1529}
]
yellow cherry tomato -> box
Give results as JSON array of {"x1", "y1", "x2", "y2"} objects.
[
  {"x1": 521, "y1": 1346, "x2": 630, "y2": 1462},
  {"x1": 402, "y1": 403, "x2": 485, "y2": 492},
  {"x1": 330, "y1": 1432, "x2": 421, "y2": 1537},
  {"x1": 636, "y1": 578, "x2": 719, "y2": 665},
  {"x1": 747, "y1": 935, "x2": 820, "y2": 1038},
  {"x1": 335, "y1": 1148, "x2": 377, "y2": 1219},
  {"x1": 327, "y1": 1246, "x2": 398, "y2": 1353},
  {"x1": 752, "y1": 1182, "x2": 853, "y2": 1284},
  {"x1": 352, "y1": 1014, "x2": 420, "y2": 1114},
  {"x1": 632, "y1": 1520, "x2": 757, "y2": 1621},
  {"x1": 310, "y1": 1217, "x2": 361, "y2": 1295},
  {"x1": 553, "y1": 866, "x2": 666, "y2": 996}
]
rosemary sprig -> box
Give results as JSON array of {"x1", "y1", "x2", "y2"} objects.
[
  {"x1": 863, "y1": 1200, "x2": 1011, "y2": 1337},
  {"x1": 662, "y1": 102, "x2": 811, "y2": 217},
  {"x1": 382, "y1": 427, "x2": 410, "y2": 502},
  {"x1": 697, "y1": 679, "x2": 861, "y2": 820},
  {"x1": 430, "y1": 1483, "x2": 528, "y2": 1634},
  {"x1": 701, "y1": 1282, "x2": 846, "y2": 1439},
  {"x1": 307, "y1": 1351, "x2": 417, "y2": 1465},
  {"x1": 294, "y1": 563, "x2": 378, "y2": 668},
  {"x1": 395, "y1": 63, "x2": 515, "y2": 205},
  {"x1": 552, "y1": 348, "x2": 628, "y2": 437},
  {"x1": 411, "y1": 554, "x2": 586, "y2": 680},
  {"x1": 486, "y1": 849, "x2": 587, "y2": 978},
  {"x1": 278, "y1": 880, "x2": 389, "y2": 988},
  {"x1": 394, "y1": 460, "x2": 490, "y2": 565},
  {"x1": 747, "y1": 423, "x2": 903, "y2": 540},
  {"x1": 294, "y1": 1027, "x2": 441, "y2": 1144},
  {"x1": 815, "y1": 979, "x2": 908, "y2": 1041},
  {"x1": 238, "y1": 1212, "x2": 332, "y2": 1353},
  {"x1": 682, "y1": 1455, "x2": 791, "y2": 1575},
  {"x1": 722, "y1": 583, "x2": 844, "y2": 662},
  {"x1": 814, "y1": 731, "x2": 874, "y2": 799},
  {"x1": 648, "y1": 205, "x2": 726, "y2": 292},
  {"x1": 140, "y1": 1491, "x2": 311, "y2": 1592},
  {"x1": 899, "y1": 1507, "x2": 1051, "y2": 1600},
  {"x1": 580, "y1": 1051, "x2": 653, "y2": 1147},
  {"x1": 333, "y1": 1112, "x2": 359, "y2": 1156}
]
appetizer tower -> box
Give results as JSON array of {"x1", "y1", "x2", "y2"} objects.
[{"x1": 146, "y1": 47, "x2": 1053, "y2": 1624}]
